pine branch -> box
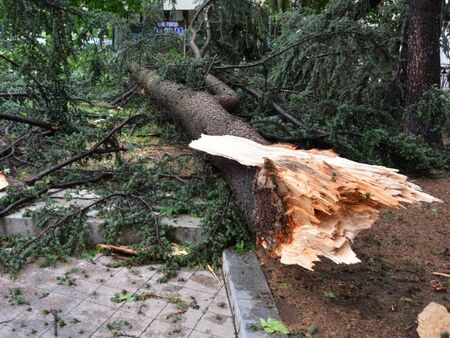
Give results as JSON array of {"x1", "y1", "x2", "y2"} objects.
[{"x1": 24, "y1": 115, "x2": 143, "y2": 185}]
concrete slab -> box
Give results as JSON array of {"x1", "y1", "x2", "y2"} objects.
[{"x1": 0, "y1": 189, "x2": 203, "y2": 245}]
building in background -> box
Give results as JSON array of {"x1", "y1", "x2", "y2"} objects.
[{"x1": 159, "y1": 0, "x2": 198, "y2": 35}]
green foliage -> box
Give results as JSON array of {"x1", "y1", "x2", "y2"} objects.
[
  {"x1": 206, "y1": 0, "x2": 269, "y2": 62},
  {"x1": 111, "y1": 290, "x2": 136, "y2": 302},
  {"x1": 106, "y1": 319, "x2": 132, "y2": 336},
  {"x1": 227, "y1": 0, "x2": 448, "y2": 171},
  {"x1": 259, "y1": 317, "x2": 290, "y2": 334},
  {"x1": 7, "y1": 287, "x2": 26, "y2": 305}
]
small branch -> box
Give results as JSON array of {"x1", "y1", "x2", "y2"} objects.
[
  {"x1": 0, "y1": 113, "x2": 57, "y2": 130},
  {"x1": 214, "y1": 30, "x2": 380, "y2": 70},
  {"x1": 110, "y1": 84, "x2": 138, "y2": 107},
  {"x1": 242, "y1": 86, "x2": 305, "y2": 129},
  {"x1": 0, "y1": 131, "x2": 32, "y2": 157},
  {"x1": 24, "y1": 115, "x2": 143, "y2": 185}
]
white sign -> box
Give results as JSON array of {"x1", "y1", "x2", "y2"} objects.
[
  {"x1": 158, "y1": 21, "x2": 179, "y2": 28},
  {"x1": 163, "y1": 0, "x2": 198, "y2": 11}
]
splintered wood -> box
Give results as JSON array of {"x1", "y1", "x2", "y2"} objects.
[{"x1": 190, "y1": 134, "x2": 441, "y2": 270}]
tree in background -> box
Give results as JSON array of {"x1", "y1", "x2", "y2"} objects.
[{"x1": 404, "y1": 0, "x2": 444, "y2": 149}]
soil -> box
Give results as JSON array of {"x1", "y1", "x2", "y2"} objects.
[{"x1": 258, "y1": 177, "x2": 450, "y2": 338}]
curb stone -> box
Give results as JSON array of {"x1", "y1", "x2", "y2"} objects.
[{"x1": 222, "y1": 249, "x2": 288, "y2": 338}]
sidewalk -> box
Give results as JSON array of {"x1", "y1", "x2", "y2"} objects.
[{"x1": 0, "y1": 255, "x2": 235, "y2": 338}]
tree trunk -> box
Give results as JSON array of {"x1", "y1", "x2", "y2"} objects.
[
  {"x1": 128, "y1": 63, "x2": 267, "y2": 231},
  {"x1": 404, "y1": 0, "x2": 443, "y2": 148}
]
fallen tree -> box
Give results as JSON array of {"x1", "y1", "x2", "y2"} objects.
[{"x1": 130, "y1": 64, "x2": 441, "y2": 270}]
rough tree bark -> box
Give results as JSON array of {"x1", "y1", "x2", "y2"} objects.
[{"x1": 404, "y1": 0, "x2": 443, "y2": 148}]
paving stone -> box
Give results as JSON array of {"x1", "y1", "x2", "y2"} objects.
[
  {"x1": 157, "y1": 304, "x2": 204, "y2": 329},
  {"x1": 189, "y1": 330, "x2": 224, "y2": 338},
  {"x1": 177, "y1": 287, "x2": 215, "y2": 310},
  {"x1": 150, "y1": 268, "x2": 196, "y2": 287},
  {"x1": 53, "y1": 278, "x2": 100, "y2": 299},
  {"x1": 184, "y1": 270, "x2": 222, "y2": 295},
  {"x1": 93, "y1": 254, "x2": 121, "y2": 267},
  {"x1": 64, "y1": 260, "x2": 118, "y2": 284},
  {"x1": 29, "y1": 291, "x2": 81, "y2": 315},
  {"x1": 0, "y1": 325, "x2": 34, "y2": 338},
  {"x1": 0, "y1": 304, "x2": 26, "y2": 326},
  {"x1": 86, "y1": 284, "x2": 125, "y2": 309},
  {"x1": 16, "y1": 269, "x2": 60, "y2": 292},
  {"x1": 119, "y1": 291, "x2": 167, "y2": 317},
  {"x1": 149, "y1": 279, "x2": 184, "y2": 297},
  {"x1": 40, "y1": 300, "x2": 116, "y2": 338},
  {"x1": 7, "y1": 307, "x2": 57, "y2": 336},
  {"x1": 103, "y1": 268, "x2": 148, "y2": 291},
  {"x1": 208, "y1": 287, "x2": 231, "y2": 316},
  {"x1": 0, "y1": 275, "x2": 14, "y2": 289},
  {"x1": 121, "y1": 265, "x2": 158, "y2": 281},
  {"x1": 141, "y1": 319, "x2": 192, "y2": 338},
  {"x1": 194, "y1": 312, "x2": 235, "y2": 338},
  {"x1": 91, "y1": 309, "x2": 155, "y2": 337}
]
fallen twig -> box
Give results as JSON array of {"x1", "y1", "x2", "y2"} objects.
[{"x1": 432, "y1": 272, "x2": 450, "y2": 278}]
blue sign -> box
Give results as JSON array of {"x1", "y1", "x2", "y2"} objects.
[{"x1": 154, "y1": 25, "x2": 184, "y2": 35}]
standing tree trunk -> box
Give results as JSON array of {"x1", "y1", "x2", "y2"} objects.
[{"x1": 404, "y1": 0, "x2": 443, "y2": 148}]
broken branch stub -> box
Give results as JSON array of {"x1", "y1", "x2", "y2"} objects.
[{"x1": 190, "y1": 134, "x2": 441, "y2": 270}]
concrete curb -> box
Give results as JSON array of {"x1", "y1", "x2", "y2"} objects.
[{"x1": 222, "y1": 249, "x2": 288, "y2": 338}]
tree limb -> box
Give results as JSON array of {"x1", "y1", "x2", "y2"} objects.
[{"x1": 0, "y1": 113, "x2": 57, "y2": 130}]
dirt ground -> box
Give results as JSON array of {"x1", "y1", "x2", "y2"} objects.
[{"x1": 258, "y1": 177, "x2": 450, "y2": 338}]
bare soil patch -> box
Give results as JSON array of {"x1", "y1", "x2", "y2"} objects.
[{"x1": 259, "y1": 177, "x2": 450, "y2": 338}]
